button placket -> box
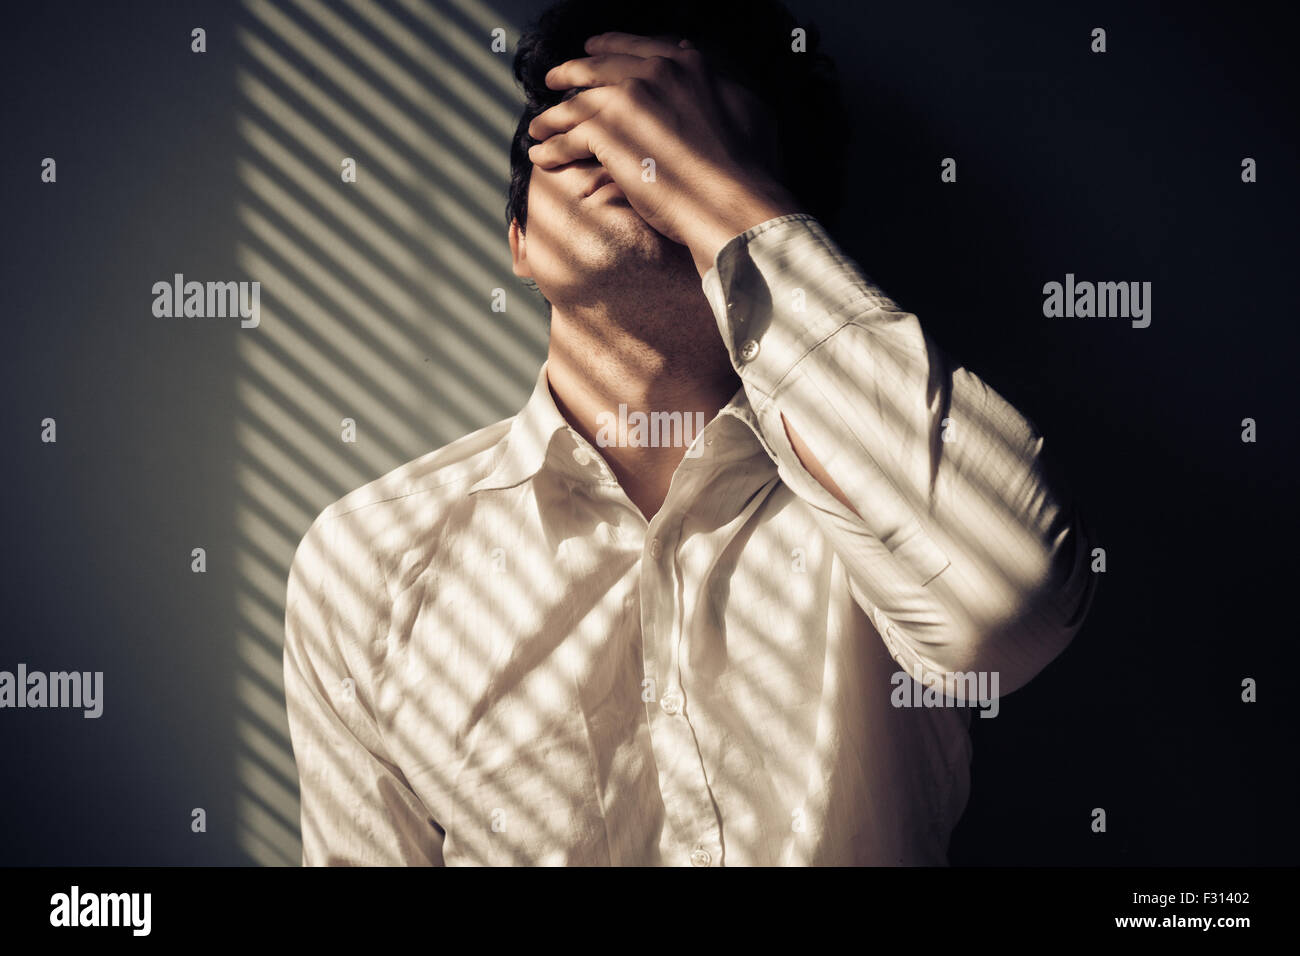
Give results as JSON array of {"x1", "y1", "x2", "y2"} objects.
[
  {"x1": 659, "y1": 690, "x2": 683, "y2": 716},
  {"x1": 639, "y1": 506, "x2": 723, "y2": 867}
]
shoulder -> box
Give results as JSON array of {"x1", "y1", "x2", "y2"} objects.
[{"x1": 290, "y1": 417, "x2": 513, "y2": 586}]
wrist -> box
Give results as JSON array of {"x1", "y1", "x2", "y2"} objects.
[{"x1": 688, "y1": 176, "x2": 805, "y2": 277}]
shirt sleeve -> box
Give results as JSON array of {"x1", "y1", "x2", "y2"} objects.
[
  {"x1": 283, "y1": 512, "x2": 446, "y2": 865},
  {"x1": 701, "y1": 213, "x2": 1098, "y2": 696}
]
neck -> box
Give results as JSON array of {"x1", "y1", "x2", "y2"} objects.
[{"x1": 546, "y1": 306, "x2": 739, "y2": 521}]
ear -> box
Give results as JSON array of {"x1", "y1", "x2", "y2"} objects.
[{"x1": 508, "y1": 218, "x2": 532, "y2": 279}]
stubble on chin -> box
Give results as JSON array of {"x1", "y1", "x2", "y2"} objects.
[{"x1": 585, "y1": 198, "x2": 700, "y2": 275}]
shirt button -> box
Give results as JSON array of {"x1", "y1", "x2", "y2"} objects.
[
  {"x1": 648, "y1": 538, "x2": 662, "y2": 559},
  {"x1": 739, "y1": 339, "x2": 760, "y2": 362},
  {"x1": 571, "y1": 446, "x2": 591, "y2": 466},
  {"x1": 659, "y1": 691, "x2": 683, "y2": 715},
  {"x1": 690, "y1": 847, "x2": 712, "y2": 867}
]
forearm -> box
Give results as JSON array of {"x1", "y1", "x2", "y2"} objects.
[{"x1": 701, "y1": 214, "x2": 1097, "y2": 691}]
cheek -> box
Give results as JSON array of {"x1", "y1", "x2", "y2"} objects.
[
  {"x1": 527, "y1": 167, "x2": 568, "y2": 222},
  {"x1": 522, "y1": 172, "x2": 568, "y2": 265}
]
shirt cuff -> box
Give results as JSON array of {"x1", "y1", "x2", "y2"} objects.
[{"x1": 700, "y1": 213, "x2": 898, "y2": 413}]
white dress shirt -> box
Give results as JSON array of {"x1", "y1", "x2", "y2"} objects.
[{"x1": 283, "y1": 213, "x2": 1097, "y2": 866}]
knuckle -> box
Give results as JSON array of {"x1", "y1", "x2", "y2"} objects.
[
  {"x1": 677, "y1": 47, "x2": 704, "y2": 68},
  {"x1": 621, "y1": 75, "x2": 650, "y2": 97},
  {"x1": 644, "y1": 55, "x2": 673, "y2": 79}
]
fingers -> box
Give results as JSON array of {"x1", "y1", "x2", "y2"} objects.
[
  {"x1": 529, "y1": 31, "x2": 696, "y2": 165},
  {"x1": 543, "y1": 32, "x2": 695, "y2": 90},
  {"x1": 584, "y1": 31, "x2": 685, "y2": 59},
  {"x1": 527, "y1": 127, "x2": 593, "y2": 168},
  {"x1": 527, "y1": 86, "x2": 606, "y2": 141},
  {"x1": 544, "y1": 52, "x2": 645, "y2": 91}
]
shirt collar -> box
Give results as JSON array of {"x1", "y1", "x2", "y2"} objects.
[{"x1": 468, "y1": 360, "x2": 773, "y2": 496}]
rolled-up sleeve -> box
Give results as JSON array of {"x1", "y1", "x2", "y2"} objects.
[
  {"x1": 284, "y1": 513, "x2": 445, "y2": 865},
  {"x1": 702, "y1": 213, "x2": 1098, "y2": 695}
]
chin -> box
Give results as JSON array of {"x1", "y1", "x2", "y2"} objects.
[{"x1": 590, "y1": 210, "x2": 679, "y2": 260}]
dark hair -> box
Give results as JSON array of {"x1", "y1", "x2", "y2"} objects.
[{"x1": 507, "y1": 0, "x2": 847, "y2": 239}]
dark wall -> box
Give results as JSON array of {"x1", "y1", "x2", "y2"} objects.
[{"x1": 1, "y1": 0, "x2": 1293, "y2": 865}]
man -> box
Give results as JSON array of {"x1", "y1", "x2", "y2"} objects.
[{"x1": 283, "y1": 0, "x2": 1097, "y2": 865}]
